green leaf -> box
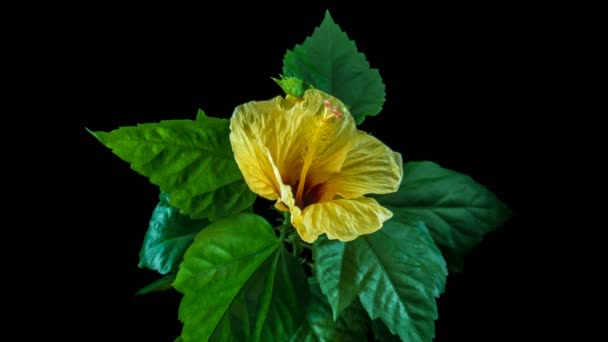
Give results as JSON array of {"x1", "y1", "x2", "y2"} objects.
[
  {"x1": 375, "y1": 161, "x2": 512, "y2": 272},
  {"x1": 195, "y1": 108, "x2": 207, "y2": 121},
  {"x1": 139, "y1": 193, "x2": 209, "y2": 274},
  {"x1": 136, "y1": 273, "x2": 176, "y2": 295},
  {"x1": 370, "y1": 319, "x2": 400, "y2": 342},
  {"x1": 272, "y1": 75, "x2": 313, "y2": 97},
  {"x1": 283, "y1": 10, "x2": 385, "y2": 125},
  {"x1": 88, "y1": 112, "x2": 256, "y2": 220},
  {"x1": 174, "y1": 213, "x2": 309, "y2": 342},
  {"x1": 291, "y1": 279, "x2": 369, "y2": 342},
  {"x1": 313, "y1": 220, "x2": 447, "y2": 342}
]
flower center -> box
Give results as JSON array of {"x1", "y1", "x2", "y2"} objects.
[{"x1": 295, "y1": 99, "x2": 343, "y2": 206}]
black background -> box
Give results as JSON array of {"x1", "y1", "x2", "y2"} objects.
[{"x1": 3, "y1": 2, "x2": 606, "y2": 341}]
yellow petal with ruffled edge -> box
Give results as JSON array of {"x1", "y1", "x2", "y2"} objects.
[
  {"x1": 229, "y1": 118, "x2": 282, "y2": 200},
  {"x1": 323, "y1": 131, "x2": 403, "y2": 199},
  {"x1": 297, "y1": 197, "x2": 393, "y2": 242}
]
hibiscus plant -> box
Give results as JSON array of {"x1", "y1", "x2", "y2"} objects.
[{"x1": 88, "y1": 11, "x2": 510, "y2": 342}]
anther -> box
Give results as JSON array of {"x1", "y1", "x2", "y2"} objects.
[{"x1": 331, "y1": 106, "x2": 344, "y2": 119}]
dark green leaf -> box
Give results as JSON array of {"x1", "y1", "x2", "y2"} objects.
[
  {"x1": 291, "y1": 279, "x2": 369, "y2": 342},
  {"x1": 139, "y1": 193, "x2": 209, "y2": 274},
  {"x1": 174, "y1": 214, "x2": 308, "y2": 342},
  {"x1": 182, "y1": 179, "x2": 255, "y2": 221},
  {"x1": 136, "y1": 273, "x2": 176, "y2": 295},
  {"x1": 88, "y1": 111, "x2": 256, "y2": 220},
  {"x1": 283, "y1": 10, "x2": 385, "y2": 125},
  {"x1": 370, "y1": 319, "x2": 400, "y2": 342},
  {"x1": 381, "y1": 219, "x2": 447, "y2": 296},
  {"x1": 376, "y1": 161, "x2": 512, "y2": 271},
  {"x1": 313, "y1": 220, "x2": 447, "y2": 342}
]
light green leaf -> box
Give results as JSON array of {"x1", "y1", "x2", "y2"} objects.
[
  {"x1": 195, "y1": 108, "x2": 208, "y2": 121},
  {"x1": 283, "y1": 10, "x2": 385, "y2": 125},
  {"x1": 376, "y1": 161, "x2": 512, "y2": 271},
  {"x1": 290, "y1": 279, "x2": 369, "y2": 342},
  {"x1": 88, "y1": 111, "x2": 256, "y2": 220},
  {"x1": 174, "y1": 214, "x2": 308, "y2": 342},
  {"x1": 135, "y1": 273, "x2": 176, "y2": 295},
  {"x1": 139, "y1": 193, "x2": 209, "y2": 274},
  {"x1": 272, "y1": 75, "x2": 313, "y2": 97},
  {"x1": 313, "y1": 220, "x2": 447, "y2": 342}
]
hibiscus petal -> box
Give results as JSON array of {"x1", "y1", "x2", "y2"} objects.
[
  {"x1": 230, "y1": 95, "x2": 303, "y2": 191},
  {"x1": 229, "y1": 119, "x2": 282, "y2": 200},
  {"x1": 324, "y1": 131, "x2": 403, "y2": 199},
  {"x1": 296, "y1": 197, "x2": 393, "y2": 242}
]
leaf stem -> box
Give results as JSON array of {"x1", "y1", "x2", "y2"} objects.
[
  {"x1": 300, "y1": 243, "x2": 312, "y2": 250},
  {"x1": 277, "y1": 223, "x2": 290, "y2": 241}
]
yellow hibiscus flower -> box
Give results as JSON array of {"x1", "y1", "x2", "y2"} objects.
[{"x1": 229, "y1": 89, "x2": 403, "y2": 243}]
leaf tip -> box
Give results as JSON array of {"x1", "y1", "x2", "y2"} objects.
[
  {"x1": 323, "y1": 9, "x2": 335, "y2": 23},
  {"x1": 331, "y1": 310, "x2": 340, "y2": 322},
  {"x1": 85, "y1": 127, "x2": 107, "y2": 143},
  {"x1": 85, "y1": 126, "x2": 97, "y2": 138},
  {"x1": 271, "y1": 75, "x2": 283, "y2": 90},
  {"x1": 195, "y1": 109, "x2": 207, "y2": 122}
]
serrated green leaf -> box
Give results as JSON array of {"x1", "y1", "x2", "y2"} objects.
[
  {"x1": 375, "y1": 161, "x2": 512, "y2": 272},
  {"x1": 135, "y1": 273, "x2": 176, "y2": 295},
  {"x1": 313, "y1": 220, "x2": 447, "y2": 342},
  {"x1": 291, "y1": 279, "x2": 369, "y2": 342},
  {"x1": 174, "y1": 213, "x2": 308, "y2": 342},
  {"x1": 89, "y1": 113, "x2": 256, "y2": 220},
  {"x1": 382, "y1": 220, "x2": 447, "y2": 296},
  {"x1": 283, "y1": 10, "x2": 385, "y2": 125},
  {"x1": 370, "y1": 319, "x2": 400, "y2": 342},
  {"x1": 139, "y1": 193, "x2": 209, "y2": 274}
]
